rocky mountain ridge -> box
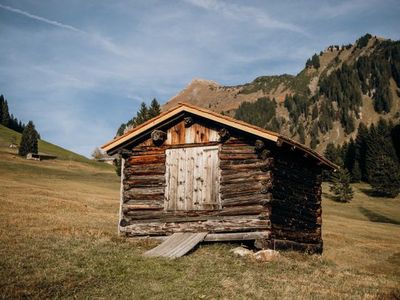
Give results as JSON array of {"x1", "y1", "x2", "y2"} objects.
[{"x1": 163, "y1": 34, "x2": 400, "y2": 153}]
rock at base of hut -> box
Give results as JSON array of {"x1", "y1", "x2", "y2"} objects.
[
  {"x1": 230, "y1": 246, "x2": 253, "y2": 257},
  {"x1": 254, "y1": 249, "x2": 280, "y2": 262}
]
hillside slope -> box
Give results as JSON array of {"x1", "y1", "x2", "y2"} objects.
[
  {"x1": 163, "y1": 34, "x2": 400, "y2": 153},
  {"x1": 0, "y1": 124, "x2": 108, "y2": 166}
]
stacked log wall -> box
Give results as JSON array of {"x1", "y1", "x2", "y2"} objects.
[
  {"x1": 118, "y1": 119, "x2": 273, "y2": 240},
  {"x1": 270, "y1": 148, "x2": 323, "y2": 253}
]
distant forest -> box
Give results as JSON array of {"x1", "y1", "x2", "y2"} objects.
[
  {"x1": 0, "y1": 94, "x2": 26, "y2": 133},
  {"x1": 324, "y1": 119, "x2": 400, "y2": 197},
  {"x1": 116, "y1": 98, "x2": 161, "y2": 137},
  {"x1": 233, "y1": 34, "x2": 400, "y2": 196},
  {"x1": 234, "y1": 34, "x2": 400, "y2": 150}
]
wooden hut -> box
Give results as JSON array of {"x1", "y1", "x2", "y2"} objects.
[{"x1": 102, "y1": 103, "x2": 336, "y2": 254}]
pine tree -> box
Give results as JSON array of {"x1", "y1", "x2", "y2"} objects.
[
  {"x1": 297, "y1": 123, "x2": 305, "y2": 144},
  {"x1": 368, "y1": 154, "x2": 400, "y2": 197},
  {"x1": 135, "y1": 102, "x2": 149, "y2": 125},
  {"x1": 355, "y1": 122, "x2": 369, "y2": 181},
  {"x1": 18, "y1": 121, "x2": 39, "y2": 156},
  {"x1": 392, "y1": 124, "x2": 400, "y2": 162},
  {"x1": 311, "y1": 105, "x2": 318, "y2": 120},
  {"x1": 311, "y1": 53, "x2": 320, "y2": 69},
  {"x1": 310, "y1": 123, "x2": 319, "y2": 150},
  {"x1": 1, "y1": 99, "x2": 10, "y2": 127},
  {"x1": 0, "y1": 94, "x2": 4, "y2": 124},
  {"x1": 352, "y1": 160, "x2": 362, "y2": 182},
  {"x1": 329, "y1": 168, "x2": 354, "y2": 202},
  {"x1": 344, "y1": 138, "x2": 357, "y2": 180},
  {"x1": 116, "y1": 123, "x2": 126, "y2": 137},
  {"x1": 365, "y1": 121, "x2": 400, "y2": 197},
  {"x1": 324, "y1": 143, "x2": 343, "y2": 166},
  {"x1": 148, "y1": 98, "x2": 161, "y2": 118}
]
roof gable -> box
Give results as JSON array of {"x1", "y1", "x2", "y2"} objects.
[{"x1": 102, "y1": 103, "x2": 336, "y2": 170}]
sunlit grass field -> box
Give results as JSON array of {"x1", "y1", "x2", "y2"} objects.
[{"x1": 0, "y1": 139, "x2": 399, "y2": 299}]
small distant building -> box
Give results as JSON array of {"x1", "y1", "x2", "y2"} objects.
[
  {"x1": 96, "y1": 157, "x2": 116, "y2": 165},
  {"x1": 26, "y1": 153, "x2": 57, "y2": 161},
  {"x1": 102, "y1": 103, "x2": 336, "y2": 253}
]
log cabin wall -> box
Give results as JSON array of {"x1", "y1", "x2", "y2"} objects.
[
  {"x1": 118, "y1": 117, "x2": 272, "y2": 243},
  {"x1": 270, "y1": 147, "x2": 323, "y2": 254}
]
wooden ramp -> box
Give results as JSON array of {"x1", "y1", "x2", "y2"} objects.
[{"x1": 144, "y1": 232, "x2": 208, "y2": 258}]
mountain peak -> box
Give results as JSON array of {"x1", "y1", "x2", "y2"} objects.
[
  {"x1": 188, "y1": 78, "x2": 220, "y2": 86},
  {"x1": 161, "y1": 34, "x2": 400, "y2": 154}
]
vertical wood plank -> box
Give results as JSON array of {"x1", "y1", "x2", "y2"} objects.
[
  {"x1": 185, "y1": 148, "x2": 195, "y2": 210},
  {"x1": 165, "y1": 145, "x2": 220, "y2": 211},
  {"x1": 177, "y1": 148, "x2": 187, "y2": 210},
  {"x1": 118, "y1": 157, "x2": 125, "y2": 235}
]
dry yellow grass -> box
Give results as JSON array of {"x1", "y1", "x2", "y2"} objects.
[{"x1": 0, "y1": 147, "x2": 399, "y2": 299}]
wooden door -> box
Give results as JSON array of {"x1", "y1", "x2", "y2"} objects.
[{"x1": 165, "y1": 145, "x2": 220, "y2": 211}]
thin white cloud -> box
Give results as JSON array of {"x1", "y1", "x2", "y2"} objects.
[
  {"x1": 0, "y1": 3, "x2": 127, "y2": 57},
  {"x1": 184, "y1": 0, "x2": 307, "y2": 35},
  {"x1": 0, "y1": 3, "x2": 84, "y2": 33}
]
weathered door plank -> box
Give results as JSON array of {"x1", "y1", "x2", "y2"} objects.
[{"x1": 144, "y1": 232, "x2": 208, "y2": 258}]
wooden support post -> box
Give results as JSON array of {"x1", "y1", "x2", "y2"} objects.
[{"x1": 118, "y1": 157, "x2": 125, "y2": 235}]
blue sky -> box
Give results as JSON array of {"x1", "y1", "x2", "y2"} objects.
[{"x1": 0, "y1": 0, "x2": 399, "y2": 157}]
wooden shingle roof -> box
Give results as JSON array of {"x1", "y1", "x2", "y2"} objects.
[{"x1": 102, "y1": 102, "x2": 336, "y2": 169}]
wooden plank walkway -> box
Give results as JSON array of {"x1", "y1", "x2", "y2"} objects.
[{"x1": 144, "y1": 232, "x2": 208, "y2": 258}]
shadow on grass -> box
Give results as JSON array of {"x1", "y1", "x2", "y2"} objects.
[
  {"x1": 359, "y1": 207, "x2": 400, "y2": 225},
  {"x1": 322, "y1": 192, "x2": 337, "y2": 202},
  {"x1": 322, "y1": 192, "x2": 349, "y2": 203},
  {"x1": 360, "y1": 187, "x2": 398, "y2": 198},
  {"x1": 360, "y1": 188, "x2": 377, "y2": 197}
]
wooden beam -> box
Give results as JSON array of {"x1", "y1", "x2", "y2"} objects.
[
  {"x1": 151, "y1": 130, "x2": 167, "y2": 145},
  {"x1": 218, "y1": 128, "x2": 230, "y2": 142},
  {"x1": 127, "y1": 231, "x2": 271, "y2": 242},
  {"x1": 184, "y1": 116, "x2": 194, "y2": 127},
  {"x1": 204, "y1": 231, "x2": 270, "y2": 242}
]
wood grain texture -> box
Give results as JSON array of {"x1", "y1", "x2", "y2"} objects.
[
  {"x1": 144, "y1": 232, "x2": 208, "y2": 258},
  {"x1": 165, "y1": 145, "x2": 220, "y2": 211}
]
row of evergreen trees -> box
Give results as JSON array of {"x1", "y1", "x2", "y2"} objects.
[
  {"x1": 318, "y1": 63, "x2": 361, "y2": 134},
  {"x1": 0, "y1": 95, "x2": 26, "y2": 133},
  {"x1": 1, "y1": 94, "x2": 40, "y2": 157},
  {"x1": 325, "y1": 119, "x2": 400, "y2": 197},
  {"x1": 305, "y1": 53, "x2": 320, "y2": 69},
  {"x1": 234, "y1": 97, "x2": 277, "y2": 130},
  {"x1": 116, "y1": 99, "x2": 161, "y2": 137},
  {"x1": 320, "y1": 37, "x2": 400, "y2": 117}
]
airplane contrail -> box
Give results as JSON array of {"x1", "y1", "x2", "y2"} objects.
[{"x1": 0, "y1": 3, "x2": 85, "y2": 33}]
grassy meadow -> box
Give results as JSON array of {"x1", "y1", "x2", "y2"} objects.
[{"x1": 0, "y1": 134, "x2": 399, "y2": 299}]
